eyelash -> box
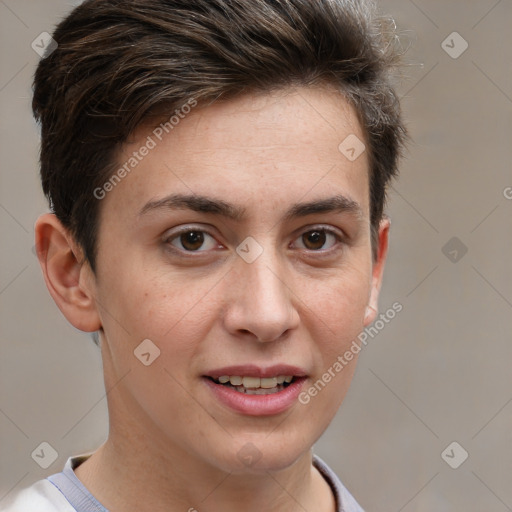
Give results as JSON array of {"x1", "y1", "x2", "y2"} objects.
[{"x1": 163, "y1": 225, "x2": 345, "y2": 257}]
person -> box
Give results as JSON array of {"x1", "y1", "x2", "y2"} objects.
[{"x1": 3, "y1": 0, "x2": 406, "y2": 510}]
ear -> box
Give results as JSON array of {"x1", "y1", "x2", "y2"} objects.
[
  {"x1": 34, "y1": 213, "x2": 102, "y2": 332},
  {"x1": 364, "y1": 216, "x2": 390, "y2": 327}
]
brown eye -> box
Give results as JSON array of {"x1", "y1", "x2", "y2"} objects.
[
  {"x1": 167, "y1": 229, "x2": 218, "y2": 252},
  {"x1": 180, "y1": 231, "x2": 204, "y2": 251},
  {"x1": 294, "y1": 228, "x2": 341, "y2": 252},
  {"x1": 302, "y1": 230, "x2": 326, "y2": 250}
]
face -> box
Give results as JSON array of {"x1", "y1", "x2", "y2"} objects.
[{"x1": 86, "y1": 86, "x2": 387, "y2": 473}]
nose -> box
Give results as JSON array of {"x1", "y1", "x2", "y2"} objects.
[{"x1": 222, "y1": 248, "x2": 300, "y2": 343}]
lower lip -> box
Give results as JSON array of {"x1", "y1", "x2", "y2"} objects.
[{"x1": 203, "y1": 377, "x2": 307, "y2": 416}]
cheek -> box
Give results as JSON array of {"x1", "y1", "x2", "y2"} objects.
[
  {"x1": 112, "y1": 281, "x2": 223, "y2": 379},
  {"x1": 298, "y1": 265, "x2": 371, "y2": 347},
  {"x1": 97, "y1": 277, "x2": 218, "y2": 419},
  {"x1": 103, "y1": 257, "x2": 216, "y2": 332},
  {"x1": 297, "y1": 271, "x2": 370, "y2": 418}
]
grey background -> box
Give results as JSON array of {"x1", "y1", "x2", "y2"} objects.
[{"x1": 1, "y1": 0, "x2": 511, "y2": 510}]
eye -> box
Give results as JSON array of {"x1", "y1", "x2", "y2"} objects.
[
  {"x1": 293, "y1": 227, "x2": 342, "y2": 252},
  {"x1": 166, "y1": 228, "x2": 220, "y2": 252}
]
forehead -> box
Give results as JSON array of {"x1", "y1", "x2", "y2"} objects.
[{"x1": 100, "y1": 85, "x2": 370, "y2": 224}]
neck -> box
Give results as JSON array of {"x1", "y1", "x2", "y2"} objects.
[{"x1": 74, "y1": 413, "x2": 334, "y2": 512}]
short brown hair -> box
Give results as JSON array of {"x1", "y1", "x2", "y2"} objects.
[{"x1": 33, "y1": 0, "x2": 406, "y2": 271}]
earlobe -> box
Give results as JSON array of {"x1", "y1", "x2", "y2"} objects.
[
  {"x1": 34, "y1": 213, "x2": 102, "y2": 333},
  {"x1": 364, "y1": 217, "x2": 390, "y2": 327},
  {"x1": 364, "y1": 304, "x2": 377, "y2": 322}
]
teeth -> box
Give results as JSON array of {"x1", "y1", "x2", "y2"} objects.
[
  {"x1": 242, "y1": 376, "x2": 260, "y2": 388},
  {"x1": 260, "y1": 377, "x2": 278, "y2": 388},
  {"x1": 215, "y1": 375, "x2": 294, "y2": 388}
]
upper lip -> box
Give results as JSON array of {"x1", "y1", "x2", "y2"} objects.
[{"x1": 204, "y1": 364, "x2": 308, "y2": 379}]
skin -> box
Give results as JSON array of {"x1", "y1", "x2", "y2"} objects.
[{"x1": 35, "y1": 85, "x2": 389, "y2": 512}]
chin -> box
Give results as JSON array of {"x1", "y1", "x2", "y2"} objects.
[{"x1": 206, "y1": 434, "x2": 313, "y2": 475}]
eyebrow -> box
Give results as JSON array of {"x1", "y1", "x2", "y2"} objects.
[{"x1": 138, "y1": 193, "x2": 363, "y2": 222}]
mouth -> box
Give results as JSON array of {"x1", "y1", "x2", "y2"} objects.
[
  {"x1": 206, "y1": 375, "x2": 297, "y2": 395},
  {"x1": 203, "y1": 365, "x2": 308, "y2": 416}
]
